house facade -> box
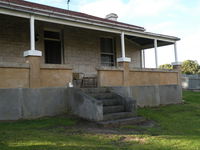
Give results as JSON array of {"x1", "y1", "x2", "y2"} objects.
[{"x1": 0, "y1": 0, "x2": 182, "y2": 108}]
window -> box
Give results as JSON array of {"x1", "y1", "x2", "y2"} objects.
[
  {"x1": 44, "y1": 30, "x2": 62, "y2": 64},
  {"x1": 100, "y1": 38, "x2": 115, "y2": 66}
]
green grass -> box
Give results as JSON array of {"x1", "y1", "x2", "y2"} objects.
[{"x1": 0, "y1": 91, "x2": 200, "y2": 150}]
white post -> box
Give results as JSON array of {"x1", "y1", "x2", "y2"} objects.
[
  {"x1": 117, "y1": 32, "x2": 131, "y2": 62},
  {"x1": 142, "y1": 50, "x2": 145, "y2": 68},
  {"x1": 154, "y1": 39, "x2": 158, "y2": 68},
  {"x1": 140, "y1": 50, "x2": 142, "y2": 68},
  {"x1": 121, "y1": 31, "x2": 125, "y2": 58},
  {"x1": 30, "y1": 15, "x2": 35, "y2": 50},
  {"x1": 24, "y1": 15, "x2": 42, "y2": 57},
  {"x1": 174, "y1": 42, "x2": 178, "y2": 62}
]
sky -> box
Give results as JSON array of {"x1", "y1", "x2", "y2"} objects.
[{"x1": 26, "y1": 0, "x2": 200, "y2": 68}]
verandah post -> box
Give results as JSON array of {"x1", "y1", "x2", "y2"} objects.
[
  {"x1": 23, "y1": 15, "x2": 42, "y2": 88},
  {"x1": 117, "y1": 32, "x2": 131, "y2": 86}
]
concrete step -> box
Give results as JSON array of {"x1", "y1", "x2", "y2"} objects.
[
  {"x1": 90, "y1": 92, "x2": 116, "y2": 99},
  {"x1": 103, "y1": 105, "x2": 125, "y2": 114},
  {"x1": 98, "y1": 117, "x2": 146, "y2": 127},
  {"x1": 103, "y1": 112, "x2": 136, "y2": 121},
  {"x1": 102, "y1": 98, "x2": 123, "y2": 106},
  {"x1": 82, "y1": 88, "x2": 110, "y2": 94}
]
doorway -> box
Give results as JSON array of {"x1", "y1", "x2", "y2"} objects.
[{"x1": 44, "y1": 30, "x2": 62, "y2": 64}]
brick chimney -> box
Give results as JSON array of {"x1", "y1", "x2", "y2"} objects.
[{"x1": 105, "y1": 13, "x2": 118, "y2": 21}]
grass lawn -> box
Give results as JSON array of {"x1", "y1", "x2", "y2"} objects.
[{"x1": 0, "y1": 91, "x2": 200, "y2": 150}]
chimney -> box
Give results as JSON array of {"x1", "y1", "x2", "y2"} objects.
[{"x1": 105, "y1": 13, "x2": 118, "y2": 21}]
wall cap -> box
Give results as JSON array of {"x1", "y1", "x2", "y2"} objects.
[
  {"x1": 171, "y1": 62, "x2": 182, "y2": 66},
  {"x1": 117, "y1": 57, "x2": 131, "y2": 62},
  {"x1": 130, "y1": 68, "x2": 178, "y2": 73},
  {"x1": 96, "y1": 66, "x2": 124, "y2": 71},
  {"x1": 24, "y1": 50, "x2": 42, "y2": 57},
  {"x1": 41, "y1": 64, "x2": 73, "y2": 70},
  {"x1": 0, "y1": 62, "x2": 29, "y2": 68}
]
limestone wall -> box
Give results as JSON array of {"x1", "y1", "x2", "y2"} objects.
[
  {"x1": 97, "y1": 67, "x2": 124, "y2": 86},
  {"x1": 0, "y1": 14, "x2": 142, "y2": 75},
  {"x1": 0, "y1": 62, "x2": 72, "y2": 88},
  {"x1": 129, "y1": 69, "x2": 179, "y2": 86},
  {"x1": 0, "y1": 62, "x2": 29, "y2": 88},
  {"x1": 40, "y1": 64, "x2": 72, "y2": 87}
]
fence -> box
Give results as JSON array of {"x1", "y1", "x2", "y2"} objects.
[{"x1": 182, "y1": 74, "x2": 200, "y2": 90}]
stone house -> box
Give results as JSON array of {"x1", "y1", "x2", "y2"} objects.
[{"x1": 0, "y1": 0, "x2": 183, "y2": 121}]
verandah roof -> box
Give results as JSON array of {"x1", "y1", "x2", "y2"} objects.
[{"x1": 0, "y1": 0, "x2": 180, "y2": 44}]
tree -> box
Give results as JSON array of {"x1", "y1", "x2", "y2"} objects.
[
  {"x1": 181, "y1": 60, "x2": 199, "y2": 74},
  {"x1": 159, "y1": 64, "x2": 173, "y2": 70}
]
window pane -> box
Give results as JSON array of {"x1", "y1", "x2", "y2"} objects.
[
  {"x1": 100, "y1": 38, "x2": 113, "y2": 53},
  {"x1": 44, "y1": 31, "x2": 60, "y2": 39},
  {"x1": 101, "y1": 54, "x2": 114, "y2": 66}
]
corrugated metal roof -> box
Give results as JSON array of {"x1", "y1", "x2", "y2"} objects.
[{"x1": 0, "y1": 0, "x2": 145, "y2": 31}]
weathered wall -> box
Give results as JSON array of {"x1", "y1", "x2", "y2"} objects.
[
  {"x1": 40, "y1": 64, "x2": 72, "y2": 87},
  {"x1": 0, "y1": 62, "x2": 73, "y2": 89},
  {"x1": 0, "y1": 15, "x2": 29, "y2": 63},
  {"x1": 124, "y1": 39, "x2": 141, "y2": 68},
  {"x1": 0, "y1": 63, "x2": 29, "y2": 88},
  {"x1": 110, "y1": 85, "x2": 182, "y2": 107},
  {"x1": 97, "y1": 68, "x2": 179, "y2": 87},
  {"x1": 0, "y1": 87, "x2": 103, "y2": 121},
  {"x1": 0, "y1": 14, "x2": 141, "y2": 76},
  {"x1": 97, "y1": 67, "x2": 124, "y2": 86},
  {"x1": 0, "y1": 88, "x2": 69, "y2": 120},
  {"x1": 129, "y1": 69, "x2": 179, "y2": 86}
]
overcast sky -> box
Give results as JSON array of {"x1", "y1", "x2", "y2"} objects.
[{"x1": 26, "y1": 0, "x2": 200, "y2": 67}]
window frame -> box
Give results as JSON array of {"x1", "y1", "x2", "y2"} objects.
[{"x1": 100, "y1": 37, "x2": 116, "y2": 67}]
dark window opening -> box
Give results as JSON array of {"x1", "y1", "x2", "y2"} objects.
[
  {"x1": 44, "y1": 31, "x2": 60, "y2": 40},
  {"x1": 100, "y1": 38, "x2": 115, "y2": 66},
  {"x1": 44, "y1": 31, "x2": 62, "y2": 64}
]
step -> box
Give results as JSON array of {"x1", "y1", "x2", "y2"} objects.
[
  {"x1": 103, "y1": 105, "x2": 124, "y2": 114},
  {"x1": 103, "y1": 112, "x2": 136, "y2": 121},
  {"x1": 98, "y1": 117, "x2": 146, "y2": 127},
  {"x1": 82, "y1": 88, "x2": 110, "y2": 94},
  {"x1": 102, "y1": 98, "x2": 123, "y2": 106},
  {"x1": 90, "y1": 92, "x2": 116, "y2": 99}
]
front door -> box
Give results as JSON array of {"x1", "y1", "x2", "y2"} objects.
[{"x1": 44, "y1": 30, "x2": 62, "y2": 64}]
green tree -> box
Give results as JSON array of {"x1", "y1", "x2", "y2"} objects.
[
  {"x1": 159, "y1": 64, "x2": 173, "y2": 70},
  {"x1": 181, "y1": 60, "x2": 199, "y2": 74}
]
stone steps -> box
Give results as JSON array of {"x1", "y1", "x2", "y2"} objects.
[
  {"x1": 81, "y1": 88, "x2": 110, "y2": 94},
  {"x1": 103, "y1": 105, "x2": 124, "y2": 114},
  {"x1": 103, "y1": 112, "x2": 135, "y2": 121},
  {"x1": 82, "y1": 88, "x2": 139, "y2": 126},
  {"x1": 102, "y1": 98, "x2": 122, "y2": 106},
  {"x1": 90, "y1": 92, "x2": 116, "y2": 99}
]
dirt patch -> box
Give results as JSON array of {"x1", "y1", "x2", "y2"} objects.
[
  {"x1": 63, "y1": 118, "x2": 156, "y2": 135},
  {"x1": 120, "y1": 136, "x2": 146, "y2": 144}
]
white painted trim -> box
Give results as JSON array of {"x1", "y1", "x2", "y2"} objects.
[
  {"x1": 121, "y1": 32, "x2": 126, "y2": 58},
  {"x1": 30, "y1": 15, "x2": 35, "y2": 50},
  {"x1": 154, "y1": 39, "x2": 158, "y2": 68},
  {"x1": 171, "y1": 62, "x2": 182, "y2": 66},
  {"x1": 24, "y1": 50, "x2": 42, "y2": 57},
  {"x1": 142, "y1": 50, "x2": 145, "y2": 68},
  {"x1": 117, "y1": 57, "x2": 131, "y2": 62},
  {"x1": 174, "y1": 42, "x2": 178, "y2": 62}
]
